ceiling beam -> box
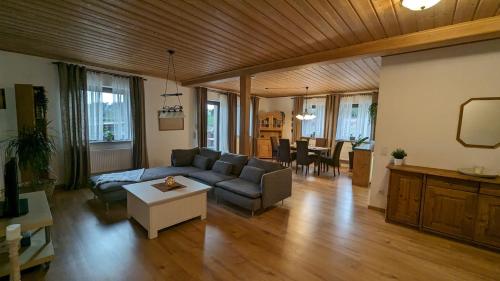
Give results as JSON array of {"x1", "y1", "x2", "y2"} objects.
[{"x1": 182, "y1": 16, "x2": 500, "y2": 86}]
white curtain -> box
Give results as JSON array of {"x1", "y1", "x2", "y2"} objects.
[
  {"x1": 336, "y1": 95, "x2": 372, "y2": 140},
  {"x1": 111, "y1": 76, "x2": 132, "y2": 141},
  {"x1": 219, "y1": 94, "x2": 229, "y2": 152},
  {"x1": 87, "y1": 71, "x2": 104, "y2": 141},
  {"x1": 301, "y1": 97, "x2": 326, "y2": 138}
]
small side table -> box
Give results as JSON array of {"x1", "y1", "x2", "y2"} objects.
[{"x1": 0, "y1": 191, "x2": 54, "y2": 276}]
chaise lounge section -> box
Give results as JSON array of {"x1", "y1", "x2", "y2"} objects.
[{"x1": 90, "y1": 147, "x2": 292, "y2": 215}]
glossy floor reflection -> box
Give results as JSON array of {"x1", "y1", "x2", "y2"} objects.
[{"x1": 19, "y1": 168, "x2": 500, "y2": 281}]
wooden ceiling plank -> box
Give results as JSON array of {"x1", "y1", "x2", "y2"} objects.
[
  {"x1": 434, "y1": 0, "x2": 458, "y2": 27},
  {"x1": 454, "y1": 0, "x2": 481, "y2": 23},
  {"x1": 306, "y1": 0, "x2": 361, "y2": 45},
  {"x1": 370, "y1": 0, "x2": 403, "y2": 36},
  {"x1": 182, "y1": 16, "x2": 500, "y2": 86},
  {"x1": 263, "y1": 0, "x2": 340, "y2": 49},
  {"x1": 285, "y1": 0, "x2": 350, "y2": 47},
  {"x1": 348, "y1": 0, "x2": 388, "y2": 39},
  {"x1": 351, "y1": 59, "x2": 380, "y2": 84},
  {"x1": 473, "y1": 0, "x2": 500, "y2": 19},
  {"x1": 391, "y1": 0, "x2": 419, "y2": 34},
  {"x1": 327, "y1": 0, "x2": 375, "y2": 41},
  {"x1": 204, "y1": 0, "x2": 306, "y2": 55},
  {"x1": 166, "y1": 0, "x2": 295, "y2": 59},
  {"x1": 334, "y1": 62, "x2": 374, "y2": 88}
]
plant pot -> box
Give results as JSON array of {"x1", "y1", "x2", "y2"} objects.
[
  {"x1": 394, "y1": 158, "x2": 404, "y2": 166},
  {"x1": 348, "y1": 151, "x2": 354, "y2": 170}
]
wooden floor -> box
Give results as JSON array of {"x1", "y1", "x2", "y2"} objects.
[{"x1": 17, "y1": 168, "x2": 500, "y2": 281}]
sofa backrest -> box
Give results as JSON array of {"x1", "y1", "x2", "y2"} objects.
[
  {"x1": 171, "y1": 147, "x2": 200, "y2": 167},
  {"x1": 219, "y1": 153, "x2": 248, "y2": 176},
  {"x1": 200, "y1": 148, "x2": 222, "y2": 169},
  {"x1": 247, "y1": 158, "x2": 283, "y2": 174}
]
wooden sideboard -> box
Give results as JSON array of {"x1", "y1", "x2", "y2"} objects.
[
  {"x1": 386, "y1": 164, "x2": 500, "y2": 251},
  {"x1": 352, "y1": 143, "x2": 373, "y2": 187},
  {"x1": 256, "y1": 111, "x2": 283, "y2": 159}
]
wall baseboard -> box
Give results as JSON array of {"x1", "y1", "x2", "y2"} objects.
[{"x1": 368, "y1": 205, "x2": 385, "y2": 213}]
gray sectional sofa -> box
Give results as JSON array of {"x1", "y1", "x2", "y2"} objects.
[{"x1": 90, "y1": 147, "x2": 292, "y2": 215}]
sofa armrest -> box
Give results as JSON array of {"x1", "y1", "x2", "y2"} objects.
[{"x1": 260, "y1": 168, "x2": 292, "y2": 209}]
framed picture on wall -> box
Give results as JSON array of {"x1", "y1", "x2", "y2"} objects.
[{"x1": 0, "y1": 89, "x2": 6, "y2": 109}]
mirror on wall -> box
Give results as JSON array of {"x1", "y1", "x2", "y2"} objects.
[{"x1": 457, "y1": 97, "x2": 500, "y2": 149}]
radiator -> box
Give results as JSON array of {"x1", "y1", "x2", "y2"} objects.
[{"x1": 90, "y1": 148, "x2": 133, "y2": 174}]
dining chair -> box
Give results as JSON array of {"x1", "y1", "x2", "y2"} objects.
[
  {"x1": 295, "y1": 140, "x2": 317, "y2": 175},
  {"x1": 270, "y1": 136, "x2": 279, "y2": 161},
  {"x1": 278, "y1": 139, "x2": 296, "y2": 167},
  {"x1": 300, "y1": 137, "x2": 310, "y2": 146},
  {"x1": 320, "y1": 141, "x2": 344, "y2": 176}
]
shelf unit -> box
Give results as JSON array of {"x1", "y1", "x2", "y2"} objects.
[{"x1": 256, "y1": 111, "x2": 284, "y2": 159}]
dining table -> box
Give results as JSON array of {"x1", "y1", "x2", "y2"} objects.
[{"x1": 290, "y1": 144, "x2": 330, "y2": 176}]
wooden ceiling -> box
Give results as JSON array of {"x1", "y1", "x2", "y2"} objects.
[
  {"x1": 203, "y1": 57, "x2": 381, "y2": 96},
  {"x1": 0, "y1": 0, "x2": 498, "y2": 96}
]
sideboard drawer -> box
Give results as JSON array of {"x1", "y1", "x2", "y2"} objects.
[
  {"x1": 480, "y1": 183, "x2": 500, "y2": 197},
  {"x1": 427, "y1": 176, "x2": 478, "y2": 193}
]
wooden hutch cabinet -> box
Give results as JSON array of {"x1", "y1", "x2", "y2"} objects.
[
  {"x1": 386, "y1": 164, "x2": 500, "y2": 251},
  {"x1": 256, "y1": 111, "x2": 284, "y2": 159}
]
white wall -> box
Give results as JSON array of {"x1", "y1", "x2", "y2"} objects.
[
  {"x1": 369, "y1": 39, "x2": 500, "y2": 209},
  {"x1": 259, "y1": 97, "x2": 293, "y2": 140},
  {"x1": 0, "y1": 50, "x2": 196, "y2": 188}
]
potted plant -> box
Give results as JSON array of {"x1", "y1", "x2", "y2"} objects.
[
  {"x1": 391, "y1": 148, "x2": 407, "y2": 165},
  {"x1": 349, "y1": 136, "x2": 369, "y2": 170},
  {"x1": 4, "y1": 120, "x2": 56, "y2": 200}
]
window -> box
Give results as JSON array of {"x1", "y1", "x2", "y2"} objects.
[
  {"x1": 206, "y1": 101, "x2": 220, "y2": 150},
  {"x1": 301, "y1": 97, "x2": 326, "y2": 138},
  {"x1": 87, "y1": 72, "x2": 131, "y2": 142},
  {"x1": 336, "y1": 95, "x2": 372, "y2": 140}
]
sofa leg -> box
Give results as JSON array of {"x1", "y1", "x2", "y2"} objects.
[{"x1": 251, "y1": 210, "x2": 254, "y2": 217}]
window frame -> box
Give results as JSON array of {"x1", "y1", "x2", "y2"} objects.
[{"x1": 206, "y1": 100, "x2": 221, "y2": 151}]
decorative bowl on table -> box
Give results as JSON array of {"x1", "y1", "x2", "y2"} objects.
[{"x1": 165, "y1": 176, "x2": 176, "y2": 187}]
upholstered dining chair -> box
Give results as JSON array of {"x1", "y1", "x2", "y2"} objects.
[
  {"x1": 270, "y1": 136, "x2": 279, "y2": 161},
  {"x1": 278, "y1": 139, "x2": 296, "y2": 167},
  {"x1": 300, "y1": 137, "x2": 311, "y2": 146},
  {"x1": 320, "y1": 141, "x2": 344, "y2": 176},
  {"x1": 295, "y1": 140, "x2": 317, "y2": 175}
]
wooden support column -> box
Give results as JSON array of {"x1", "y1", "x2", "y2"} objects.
[{"x1": 239, "y1": 75, "x2": 251, "y2": 155}]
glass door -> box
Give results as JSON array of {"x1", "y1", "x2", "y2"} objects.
[{"x1": 207, "y1": 101, "x2": 220, "y2": 150}]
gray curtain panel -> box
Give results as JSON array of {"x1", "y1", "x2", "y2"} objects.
[
  {"x1": 324, "y1": 94, "x2": 340, "y2": 148},
  {"x1": 292, "y1": 97, "x2": 304, "y2": 143},
  {"x1": 196, "y1": 87, "x2": 208, "y2": 147},
  {"x1": 57, "y1": 63, "x2": 90, "y2": 190},
  {"x1": 227, "y1": 92, "x2": 238, "y2": 153},
  {"x1": 251, "y1": 96, "x2": 260, "y2": 156},
  {"x1": 130, "y1": 76, "x2": 149, "y2": 169}
]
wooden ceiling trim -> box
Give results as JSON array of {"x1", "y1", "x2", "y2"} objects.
[
  {"x1": 182, "y1": 16, "x2": 500, "y2": 86},
  {"x1": 164, "y1": 0, "x2": 298, "y2": 59},
  {"x1": 74, "y1": 0, "x2": 253, "y2": 67},
  {"x1": 202, "y1": 0, "x2": 306, "y2": 56}
]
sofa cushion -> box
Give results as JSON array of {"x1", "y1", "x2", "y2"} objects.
[
  {"x1": 247, "y1": 158, "x2": 283, "y2": 173},
  {"x1": 200, "y1": 148, "x2": 222, "y2": 169},
  {"x1": 171, "y1": 147, "x2": 199, "y2": 167},
  {"x1": 188, "y1": 170, "x2": 235, "y2": 186},
  {"x1": 215, "y1": 178, "x2": 261, "y2": 199},
  {"x1": 220, "y1": 153, "x2": 248, "y2": 176},
  {"x1": 192, "y1": 155, "x2": 210, "y2": 170},
  {"x1": 212, "y1": 160, "x2": 233, "y2": 175},
  {"x1": 239, "y1": 166, "x2": 265, "y2": 184}
]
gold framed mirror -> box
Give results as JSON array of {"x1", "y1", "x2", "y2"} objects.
[{"x1": 456, "y1": 97, "x2": 500, "y2": 149}]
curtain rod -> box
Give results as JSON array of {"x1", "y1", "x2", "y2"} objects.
[{"x1": 52, "y1": 62, "x2": 147, "y2": 81}]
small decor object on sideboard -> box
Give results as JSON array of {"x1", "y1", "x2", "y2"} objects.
[
  {"x1": 457, "y1": 167, "x2": 498, "y2": 179},
  {"x1": 391, "y1": 148, "x2": 407, "y2": 165}
]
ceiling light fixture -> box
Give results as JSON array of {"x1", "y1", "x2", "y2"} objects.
[
  {"x1": 295, "y1": 87, "x2": 316, "y2": 121},
  {"x1": 159, "y1": 50, "x2": 184, "y2": 119},
  {"x1": 401, "y1": 0, "x2": 441, "y2": 11}
]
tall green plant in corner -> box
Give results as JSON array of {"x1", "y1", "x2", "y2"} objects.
[{"x1": 3, "y1": 120, "x2": 56, "y2": 196}]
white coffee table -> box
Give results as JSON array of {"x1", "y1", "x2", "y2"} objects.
[{"x1": 123, "y1": 176, "x2": 211, "y2": 239}]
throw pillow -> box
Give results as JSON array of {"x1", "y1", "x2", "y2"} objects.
[
  {"x1": 219, "y1": 153, "x2": 248, "y2": 175},
  {"x1": 239, "y1": 166, "x2": 265, "y2": 184},
  {"x1": 212, "y1": 160, "x2": 233, "y2": 175},
  {"x1": 192, "y1": 155, "x2": 210, "y2": 170},
  {"x1": 171, "y1": 147, "x2": 199, "y2": 167},
  {"x1": 200, "y1": 148, "x2": 222, "y2": 169}
]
